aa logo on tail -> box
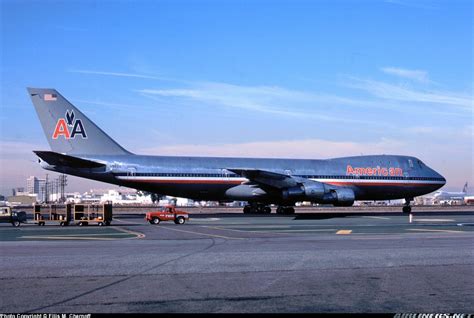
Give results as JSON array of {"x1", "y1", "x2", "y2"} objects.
[{"x1": 52, "y1": 110, "x2": 87, "y2": 139}]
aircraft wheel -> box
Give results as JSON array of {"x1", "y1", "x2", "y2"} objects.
[
  {"x1": 276, "y1": 206, "x2": 284, "y2": 214},
  {"x1": 60, "y1": 222, "x2": 65, "y2": 226},
  {"x1": 285, "y1": 207, "x2": 295, "y2": 214},
  {"x1": 264, "y1": 206, "x2": 271, "y2": 214},
  {"x1": 403, "y1": 206, "x2": 411, "y2": 213},
  {"x1": 98, "y1": 222, "x2": 104, "y2": 226}
]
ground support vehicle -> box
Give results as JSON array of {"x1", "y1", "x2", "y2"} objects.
[
  {"x1": 73, "y1": 203, "x2": 112, "y2": 226},
  {"x1": 0, "y1": 206, "x2": 27, "y2": 227},
  {"x1": 34, "y1": 204, "x2": 72, "y2": 226},
  {"x1": 145, "y1": 206, "x2": 189, "y2": 225}
]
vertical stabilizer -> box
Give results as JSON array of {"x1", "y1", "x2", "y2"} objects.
[{"x1": 27, "y1": 88, "x2": 131, "y2": 155}]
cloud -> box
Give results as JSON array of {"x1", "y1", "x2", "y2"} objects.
[
  {"x1": 68, "y1": 69, "x2": 178, "y2": 81},
  {"x1": 139, "y1": 138, "x2": 406, "y2": 159},
  {"x1": 137, "y1": 82, "x2": 382, "y2": 125},
  {"x1": 384, "y1": 0, "x2": 439, "y2": 10},
  {"x1": 347, "y1": 77, "x2": 473, "y2": 110},
  {"x1": 381, "y1": 67, "x2": 430, "y2": 83}
]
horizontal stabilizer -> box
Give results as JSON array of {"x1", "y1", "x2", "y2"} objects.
[{"x1": 34, "y1": 151, "x2": 106, "y2": 169}]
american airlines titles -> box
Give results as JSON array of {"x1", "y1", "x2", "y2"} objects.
[{"x1": 346, "y1": 165, "x2": 403, "y2": 177}]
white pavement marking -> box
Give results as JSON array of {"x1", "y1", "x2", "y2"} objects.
[
  {"x1": 159, "y1": 225, "x2": 244, "y2": 240},
  {"x1": 190, "y1": 218, "x2": 221, "y2": 222},
  {"x1": 407, "y1": 228, "x2": 465, "y2": 234},
  {"x1": 20, "y1": 236, "x2": 119, "y2": 240},
  {"x1": 412, "y1": 219, "x2": 455, "y2": 222},
  {"x1": 113, "y1": 218, "x2": 144, "y2": 225},
  {"x1": 363, "y1": 216, "x2": 391, "y2": 220},
  {"x1": 259, "y1": 229, "x2": 336, "y2": 233},
  {"x1": 201, "y1": 226, "x2": 290, "y2": 236}
]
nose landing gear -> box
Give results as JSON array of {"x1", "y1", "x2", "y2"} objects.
[{"x1": 403, "y1": 198, "x2": 413, "y2": 213}]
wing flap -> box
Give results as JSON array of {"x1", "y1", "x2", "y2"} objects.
[{"x1": 227, "y1": 168, "x2": 300, "y2": 189}]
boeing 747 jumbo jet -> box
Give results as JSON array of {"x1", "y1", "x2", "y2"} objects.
[{"x1": 27, "y1": 88, "x2": 446, "y2": 214}]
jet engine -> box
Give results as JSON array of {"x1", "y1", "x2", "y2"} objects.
[
  {"x1": 330, "y1": 188, "x2": 355, "y2": 206},
  {"x1": 282, "y1": 181, "x2": 355, "y2": 206},
  {"x1": 282, "y1": 182, "x2": 326, "y2": 201}
]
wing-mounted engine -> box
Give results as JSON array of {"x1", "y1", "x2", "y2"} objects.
[
  {"x1": 282, "y1": 181, "x2": 325, "y2": 201},
  {"x1": 227, "y1": 168, "x2": 355, "y2": 207},
  {"x1": 282, "y1": 180, "x2": 354, "y2": 206}
]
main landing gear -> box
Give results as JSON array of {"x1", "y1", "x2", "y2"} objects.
[
  {"x1": 402, "y1": 198, "x2": 412, "y2": 213},
  {"x1": 243, "y1": 204, "x2": 271, "y2": 214},
  {"x1": 276, "y1": 206, "x2": 295, "y2": 215}
]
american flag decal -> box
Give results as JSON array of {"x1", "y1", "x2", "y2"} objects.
[{"x1": 44, "y1": 93, "x2": 57, "y2": 101}]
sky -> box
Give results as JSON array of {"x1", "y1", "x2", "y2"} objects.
[{"x1": 0, "y1": 0, "x2": 473, "y2": 196}]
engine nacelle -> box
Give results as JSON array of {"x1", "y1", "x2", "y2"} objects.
[
  {"x1": 282, "y1": 182, "x2": 325, "y2": 201},
  {"x1": 331, "y1": 188, "x2": 355, "y2": 206}
]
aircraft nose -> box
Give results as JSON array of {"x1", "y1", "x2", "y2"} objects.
[{"x1": 433, "y1": 169, "x2": 446, "y2": 187}]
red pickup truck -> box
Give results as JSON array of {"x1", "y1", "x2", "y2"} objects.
[{"x1": 145, "y1": 206, "x2": 189, "y2": 225}]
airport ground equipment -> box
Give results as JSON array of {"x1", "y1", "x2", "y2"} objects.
[
  {"x1": 34, "y1": 204, "x2": 72, "y2": 226},
  {"x1": 0, "y1": 206, "x2": 27, "y2": 227},
  {"x1": 145, "y1": 205, "x2": 189, "y2": 225},
  {"x1": 73, "y1": 203, "x2": 112, "y2": 226}
]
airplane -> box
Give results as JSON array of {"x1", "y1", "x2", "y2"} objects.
[
  {"x1": 27, "y1": 87, "x2": 446, "y2": 214},
  {"x1": 432, "y1": 182, "x2": 468, "y2": 201}
]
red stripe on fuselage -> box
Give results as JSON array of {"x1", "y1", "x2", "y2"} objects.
[
  {"x1": 122, "y1": 179, "x2": 440, "y2": 187},
  {"x1": 324, "y1": 181, "x2": 439, "y2": 187},
  {"x1": 128, "y1": 179, "x2": 244, "y2": 185}
]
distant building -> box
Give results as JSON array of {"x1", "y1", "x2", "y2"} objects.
[
  {"x1": 7, "y1": 194, "x2": 37, "y2": 205},
  {"x1": 12, "y1": 187, "x2": 25, "y2": 196},
  {"x1": 26, "y1": 176, "x2": 46, "y2": 201}
]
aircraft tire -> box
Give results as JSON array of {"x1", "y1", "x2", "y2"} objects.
[
  {"x1": 285, "y1": 207, "x2": 295, "y2": 214},
  {"x1": 403, "y1": 206, "x2": 411, "y2": 213},
  {"x1": 264, "y1": 206, "x2": 271, "y2": 214}
]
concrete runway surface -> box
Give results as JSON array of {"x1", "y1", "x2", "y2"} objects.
[{"x1": 1, "y1": 211, "x2": 473, "y2": 313}]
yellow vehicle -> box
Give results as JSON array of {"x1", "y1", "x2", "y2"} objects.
[
  {"x1": 73, "y1": 203, "x2": 112, "y2": 226},
  {"x1": 34, "y1": 204, "x2": 72, "y2": 226}
]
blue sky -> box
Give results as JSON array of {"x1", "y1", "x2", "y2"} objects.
[{"x1": 1, "y1": 0, "x2": 473, "y2": 195}]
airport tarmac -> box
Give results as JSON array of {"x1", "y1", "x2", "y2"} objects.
[{"x1": 1, "y1": 211, "x2": 473, "y2": 313}]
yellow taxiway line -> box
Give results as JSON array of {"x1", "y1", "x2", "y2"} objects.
[{"x1": 336, "y1": 230, "x2": 353, "y2": 235}]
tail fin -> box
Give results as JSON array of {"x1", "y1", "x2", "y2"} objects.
[
  {"x1": 27, "y1": 88, "x2": 131, "y2": 155},
  {"x1": 462, "y1": 182, "x2": 468, "y2": 193}
]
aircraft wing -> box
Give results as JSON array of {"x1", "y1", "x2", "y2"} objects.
[{"x1": 227, "y1": 168, "x2": 304, "y2": 189}]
